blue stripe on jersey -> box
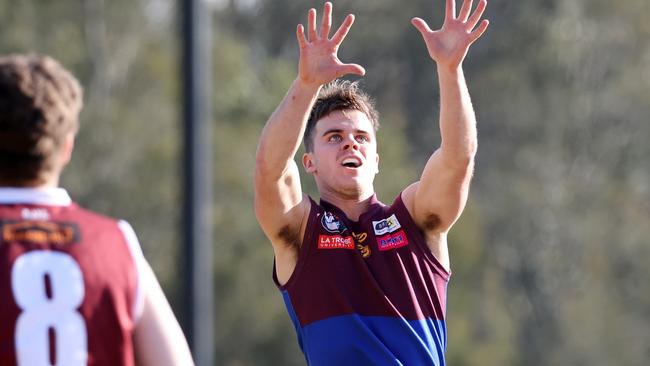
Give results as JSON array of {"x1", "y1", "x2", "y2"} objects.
[
  {"x1": 281, "y1": 290, "x2": 447, "y2": 366},
  {"x1": 281, "y1": 290, "x2": 305, "y2": 354}
]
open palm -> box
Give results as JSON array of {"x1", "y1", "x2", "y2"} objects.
[
  {"x1": 412, "y1": 0, "x2": 489, "y2": 71},
  {"x1": 296, "y1": 2, "x2": 365, "y2": 87}
]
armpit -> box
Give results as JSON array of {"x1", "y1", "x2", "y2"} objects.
[
  {"x1": 422, "y1": 213, "x2": 442, "y2": 231},
  {"x1": 277, "y1": 224, "x2": 301, "y2": 252}
]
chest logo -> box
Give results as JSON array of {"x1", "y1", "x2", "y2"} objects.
[
  {"x1": 318, "y1": 235, "x2": 354, "y2": 249},
  {"x1": 321, "y1": 211, "x2": 348, "y2": 234},
  {"x1": 372, "y1": 214, "x2": 401, "y2": 236},
  {"x1": 376, "y1": 230, "x2": 409, "y2": 251}
]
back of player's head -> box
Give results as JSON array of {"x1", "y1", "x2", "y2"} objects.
[
  {"x1": 304, "y1": 80, "x2": 379, "y2": 153},
  {"x1": 0, "y1": 54, "x2": 83, "y2": 186}
]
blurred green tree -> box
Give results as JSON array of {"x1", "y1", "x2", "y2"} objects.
[{"x1": 2, "y1": 0, "x2": 647, "y2": 365}]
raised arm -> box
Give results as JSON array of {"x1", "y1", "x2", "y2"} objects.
[
  {"x1": 254, "y1": 2, "x2": 364, "y2": 282},
  {"x1": 402, "y1": 0, "x2": 489, "y2": 264}
]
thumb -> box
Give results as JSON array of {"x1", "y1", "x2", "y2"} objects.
[
  {"x1": 338, "y1": 63, "x2": 366, "y2": 77},
  {"x1": 411, "y1": 17, "x2": 432, "y2": 35}
]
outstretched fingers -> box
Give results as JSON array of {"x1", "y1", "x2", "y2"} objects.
[
  {"x1": 445, "y1": 0, "x2": 457, "y2": 20},
  {"x1": 307, "y1": 8, "x2": 318, "y2": 42},
  {"x1": 458, "y1": 0, "x2": 473, "y2": 22},
  {"x1": 469, "y1": 19, "x2": 489, "y2": 43},
  {"x1": 331, "y1": 14, "x2": 356, "y2": 46},
  {"x1": 466, "y1": 0, "x2": 487, "y2": 30},
  {"x1": 296, "y1": 24, "x2": 308, "y2": 48},
  {"x1": 320, "y1": 2, "x2": 333, "y2": 39},
  {"x1": 411, "y1": 17, "x2": 433, "y2": 36},
  {"x1": 337, "y1": 62, "x2": 366, "y2": 77}
]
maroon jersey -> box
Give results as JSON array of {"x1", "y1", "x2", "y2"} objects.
[
  {"x1": 0, "y1": 188, "x2": 144, "y2": 366},
  {"x1": 274, "y1": 194, "x2": 450, "y2": 365}
]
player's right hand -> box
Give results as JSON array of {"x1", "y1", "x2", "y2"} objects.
[{"x1": 296, "y1": 2, "x2": 365, "y2": 87}]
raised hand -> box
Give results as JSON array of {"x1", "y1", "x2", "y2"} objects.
[
  {"x1": 411, "y1": 0, "x2": 489, "y2": 71},
  {"x1": 296, "y1": 2, "x2": 365, "y2": 87}
]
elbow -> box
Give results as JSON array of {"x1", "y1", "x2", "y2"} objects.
[
  {"x1": 467, "y1": 142, "x2": 478, "y2": 164},
  {"x1": 460, "y1": 141, "x2": 478, "y2": 164},
  {"x1": 255, "y1": 147, "x2": 279, "y2": 181},
  {"x1": 255, "y1": 152, "x2": 271, "y2": 178},
  {"x1": 255, "y1": 157, "x2": 291, "y2": 184},
  {"x1": 466, "y1": 137, "x2": 478, "y2": 159},
  {"x1": 255, "y1": 142, "x2": 296, "y2": 182},
  {"x1": 451, "y1": 154, "x2": 475, "y2": 171},
  {"x1": 441, "y1": 142, "x2": 477, "y2": 169}
]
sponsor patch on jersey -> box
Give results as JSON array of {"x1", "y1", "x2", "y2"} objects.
[
  {"x1": 318, "y1": 235, "x2": 354, "y2": 249},
  {"x1": 372, "y1": 214, "x2": 401, "y2": 236},
  {"x1": 376, "y1": 230, "x2": 409, "y2": 251},
  {"x1": 1, "y1": 220, "x2": 79, "y2": 246},
  {"x1": 321, "y1": 211, "x2": 348, "y2": 234},
  {"x1": 21, "y1": 208, "x2": 50, "y2": 221}
]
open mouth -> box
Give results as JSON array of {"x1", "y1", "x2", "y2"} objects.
[{"x1": 341, "y1": 157, "x2": 362, "y2": 168}]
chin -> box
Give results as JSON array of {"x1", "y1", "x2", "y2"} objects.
[
  {"x1": 317, "y1": 172, "x2": 374, "y2": 197},
  {"x1": 336, "y1": 178, "x2": 373, "y2": 197}
]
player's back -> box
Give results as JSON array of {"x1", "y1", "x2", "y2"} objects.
[{"x1": 0, "y1": 187, "x2": 144, "y2": 366}]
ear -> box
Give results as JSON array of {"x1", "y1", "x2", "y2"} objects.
[
  {"x1": 60, "y1": 132, "x2": 75, "y2": 167},
  {"x1": 302, "y1": 152, "x2": 317, "y2": 174}
]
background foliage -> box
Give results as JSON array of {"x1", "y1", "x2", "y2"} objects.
[{"x1": 2, "y1": 0, "x2": 648, "y2": 364}]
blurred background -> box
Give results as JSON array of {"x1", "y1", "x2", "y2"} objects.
[{"x1": 2, "y1": 0, "x2": 648, "y2": 364}]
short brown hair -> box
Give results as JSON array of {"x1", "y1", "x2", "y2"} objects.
[
  {"x1": 304, "y1": 80, "x2": 379, "y2": 152},
  {"x1": 0, "y1": 54, "x2": 83, "y2": 186}
]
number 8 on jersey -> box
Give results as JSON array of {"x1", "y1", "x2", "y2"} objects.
[{"x1": 11, "y1": 251, "x2": 88, "y2": 366}]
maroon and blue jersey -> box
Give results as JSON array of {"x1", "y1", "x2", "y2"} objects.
[{"x1": 274, "y1": 193, "x2": 451, "y2": 365}]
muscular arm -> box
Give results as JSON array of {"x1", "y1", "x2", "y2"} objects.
[
  {"x1": 255, "y1": 79, "x2": 320, "y2": 284},
  {"x1": 254, "y1": 78, "x2": 320, "y2": 241},
  {"x1": 254, "y1": 2, "x2": 364, "y2": 284},
  {"x1": 403, "y1": 0, "x2": 489, "y2": 268}
]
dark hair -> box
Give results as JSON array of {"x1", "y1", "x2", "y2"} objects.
[
  {"x1": 0, "y1": 54, "x2": 83, "y2": 186},
  {"x1": 303, "y1": 80, "x2": 379, "y2": 152}
]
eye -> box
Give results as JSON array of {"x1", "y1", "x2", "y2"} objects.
[
  {"x1": 355, "y1": 135, "x2": 369, "y2": 143},
  {"x1": 328, "y1": 134, "x2": 342, "y2": 143}
]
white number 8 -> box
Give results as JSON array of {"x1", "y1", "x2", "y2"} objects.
[{"x1": 11, "y1": 251, "x2": 88, "y2": 365}]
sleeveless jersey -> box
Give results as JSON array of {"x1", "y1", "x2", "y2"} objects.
[
  {"x1": 274, "y1": 193, "x2": 451, "y2": 366},
  {"x1": 0, "y1": 188, "x2": 144, "y2": 366}
]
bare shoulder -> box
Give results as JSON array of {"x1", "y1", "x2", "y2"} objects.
[
  {"x1": 401, "y1": 182, "x2": 444, "y2": 232},
  {"x1": 400, "y1": 182, "x2": 451, "y2": 271},
  {"x1": 261, "y1": 195, "x2": 312, "y2": 286},
  {"x1": 255, "y1": 190, "x2": 310, "y2": 258},
  {"x1": 256, "y1": 193, "x2": 310, "y2": 247}
]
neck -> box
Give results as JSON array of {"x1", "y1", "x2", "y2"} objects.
[
  {"x1": 0, "y1": 175, "x2": 59, "y2": 189},
  {"x1": 319, "y1": 189, "x2": 375, "y2": 221}
]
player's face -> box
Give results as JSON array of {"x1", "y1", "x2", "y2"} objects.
[{"x1": 303, "y1": 109, "x2": 379, "y2": 197}]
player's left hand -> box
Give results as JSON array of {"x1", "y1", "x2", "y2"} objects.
[{"x1": 412, "y1": 0, "x2": 489, "y2": 72}]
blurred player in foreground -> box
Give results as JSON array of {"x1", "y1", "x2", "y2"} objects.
[
  {"x1": 255, "y1": 0, "x2": 488, "y2": 364},
  {"x1": 0, "y1": 54, "x2": 194, "y2": 366}
]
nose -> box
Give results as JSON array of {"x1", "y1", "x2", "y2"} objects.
[{"x1": 343, "y1": 136, "x2": 359, "y2": 151}]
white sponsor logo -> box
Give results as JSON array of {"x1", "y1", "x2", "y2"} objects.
[
  {"x1": 321, "y1": 211, "x2": 347, "y2": 233},
  {"x1": 21, "y1": 208, "x2": 50, "y2": 221},
  {"x1": 372, "y1": 214, "x2": 401, "y2": 236}
]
